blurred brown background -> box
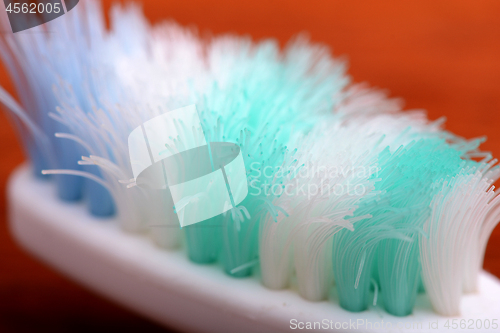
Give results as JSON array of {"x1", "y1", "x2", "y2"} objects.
[{"x1": 1, "y1": 0, "x2": 499, "y2": 332}]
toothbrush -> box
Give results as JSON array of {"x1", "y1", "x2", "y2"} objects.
[{"x1": 2, "y1": 1, "x2": 500, "y2": 332}]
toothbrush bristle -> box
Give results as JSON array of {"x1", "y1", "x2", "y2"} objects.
[{"x1": 0, "y1": 0, "x2": 498, "y2": 318}]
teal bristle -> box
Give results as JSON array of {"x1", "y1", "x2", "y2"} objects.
[
  {"x1": 375, "y1": 139, "x2": 464, "y2": 317},
  {"x1": 184, "y1": 216, "x2": 222, "y2": 264},
  {"x1": 332, "y1": 138, "x2": 463, "y2": 314}
]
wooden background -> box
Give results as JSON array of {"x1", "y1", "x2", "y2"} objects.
[{"x1": 0, "y1": 0, "x2": 499, "y2": 331}]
